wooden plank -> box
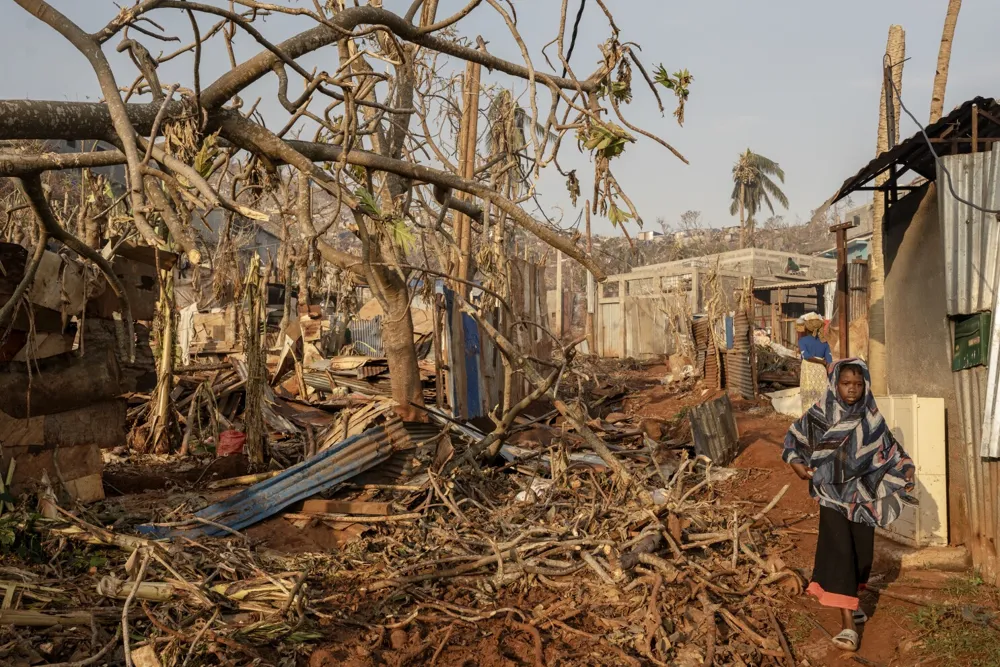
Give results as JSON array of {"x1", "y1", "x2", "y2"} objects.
[{"x1": 301, "y1": 500, "x2": 391, "y2": 516}]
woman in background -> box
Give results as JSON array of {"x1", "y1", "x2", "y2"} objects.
[{"x1": 798, "y1": 317, "x2": 831, "y2": 412}]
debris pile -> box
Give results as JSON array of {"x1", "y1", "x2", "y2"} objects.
[{"x1": 0, "y1": 391, "x2": 805, "y2": 665}]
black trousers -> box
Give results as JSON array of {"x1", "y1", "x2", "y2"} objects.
[{"x1": 810, "y1": 505, "x2": 875, "y2": 609}]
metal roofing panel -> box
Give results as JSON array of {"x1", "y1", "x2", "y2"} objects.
[
  {"x1": 834, "y1": 97, "x2": 999, "y2": 203},
  {"x1": 137, "y1": 419, "x2": 437, "y2": 538},
  {"x1": 939, "y1": 151, "x2": 1000, "y2": 316},
  {"x1": 689, "y1": 393, "x2": 740, "y2": 465}
]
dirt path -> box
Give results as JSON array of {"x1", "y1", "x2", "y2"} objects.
[{"x1": 728, "y1": 409, "x2": 994, "y2": 667}]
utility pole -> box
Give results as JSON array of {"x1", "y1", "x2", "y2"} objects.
[
  {"x1": 449, "y1": 39, "x2": 480, "y2": 418},
  {"x1": 456, "y1": 58, "x2": 481, "y2": 295},
  {"x1": 831, "y1": 220, "x2": 857, "y2": 358}
]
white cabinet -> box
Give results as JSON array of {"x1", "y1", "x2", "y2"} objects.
[{"x1": 875, "y1": 395, "x2": 948, "y2": 548}]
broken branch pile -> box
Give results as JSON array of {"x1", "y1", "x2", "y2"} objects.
[{"x1": 1, "y1": 412, "x2": 803, "y2": 665}]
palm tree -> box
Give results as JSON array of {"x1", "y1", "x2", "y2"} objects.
[
  {"x1": 729, "y1": 149, "x2": 789, "y2": 248},
  {"x1": 929, "y1": 0, "x2": 962, "y2": 123}
]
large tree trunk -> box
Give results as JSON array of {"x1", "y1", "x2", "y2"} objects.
[
  {"x1": 370, "y1": 256, "x2": 424, "y2": 421},
  {"x1": 930, "y1": 0, "x2": 962, "y2": 123},
  {"x1": 869, "y1": 25, "x2": 905, "y2": 394}
]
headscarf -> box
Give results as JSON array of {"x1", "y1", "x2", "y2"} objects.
[
  {"x1": 782, "y1": 358, "x2": 916, "y2": 527},
  {"x1": 803, "y1": 318, "x2": 825, "y2": 338}
]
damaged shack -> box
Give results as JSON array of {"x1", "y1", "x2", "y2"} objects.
[
  {"x1": 0, "y1": 240, "x2": 159, "y2": 503},
  {"x1": 831, "y1": 96, "x2": 1000, "y2": 584}
]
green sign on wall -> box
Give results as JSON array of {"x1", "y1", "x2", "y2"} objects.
[{"x1": 952, "y1": 311, "x2": 992, "y2": 372}]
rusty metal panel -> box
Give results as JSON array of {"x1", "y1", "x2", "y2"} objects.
[
  {"x1": 848, "y1": 262, "x2": 869, "y2": 321},
  {"x1": 689, "y1": 393, "x2": 740, "y2": 465},
  {"x1": 953, "y1": 366, "x2": 1000, "y2": 585},
  {"x1": 693, "y1": 319, "x2": 720, "y2": 388},
  {"x1": 939, "y1": 151, "x2": 1000, "y2": 316},
  {"x1": 726, "y1": 311, "x2": 755, "y2": 400}
]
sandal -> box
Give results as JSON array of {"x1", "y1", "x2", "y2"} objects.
[
  {"x1": 832, "y1": 629, "x2": 859, "y2": 651},
  {"x1": 854, "y1": 610, "x2": 868, "y2": 624}
]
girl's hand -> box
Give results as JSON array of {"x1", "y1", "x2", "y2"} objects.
[{"x1": 790, "y1": 462, "x2": 814, "y2": 481}]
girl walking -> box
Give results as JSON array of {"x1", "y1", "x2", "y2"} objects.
[{"x1": 782, "y1": 359, "x2": 916, "y2": 651}]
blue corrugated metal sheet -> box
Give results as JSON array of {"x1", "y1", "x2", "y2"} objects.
[
  {"x1": 137, "y1": 419, "x2": 434, "y2": 538},
  {"x1": 462, "y1": 311, "x2": 482, "y2": 417},
  {"x1": 442, "y1": 288, "x2": 486, "y2": 419}
]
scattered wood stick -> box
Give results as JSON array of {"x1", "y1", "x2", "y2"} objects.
[{"x1": 282, "y1": 512, "x2": 422, "y2": 523}]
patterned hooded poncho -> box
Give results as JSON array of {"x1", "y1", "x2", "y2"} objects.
[{"x1": 782, "y1": 358, "x2": 916, "y2": 528}]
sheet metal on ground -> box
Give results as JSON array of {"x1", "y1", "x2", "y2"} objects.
[
  {"x1": 689, "y1": 394, "x2": 740, "y2": 466},
  {"x1": 137, "y1": 419, "x2": 438, "y2": 539}
]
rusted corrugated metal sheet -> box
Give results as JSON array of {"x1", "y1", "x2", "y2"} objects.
[
  {"x1": 939, "y1": 151, "x2": 1000, "y2": 316},
  {"x1": 726, "y1": 312, "x2": 755, "y2": 400},
  {"x1": 693, "y1": 319, "x2": 720, "y2": 388},
  {"x1": 689, "y1": 394, "x2": 740, "y2": 465},
  {"x1": 953, "y1": 366, "x2": 1000, "y2": 585},
  {"x1": 848, "y1": 262, "x2": 869, "y2": 321}
]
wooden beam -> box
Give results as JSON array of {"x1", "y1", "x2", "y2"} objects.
[{"x1": 972, "y1": 104, "x2": 979, "y2": 155}]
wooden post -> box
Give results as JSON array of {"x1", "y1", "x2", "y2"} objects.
[
  {"x1": 585, "y1": 204, "x2": 595, "y2": 353},
  {"x1": 446, "y1": 55, "x2": 480, "y2": 419},
  {"x1": 831, "y1": 221, "x2": 856, "y2": 358},
  {"x1": 619, "y1": 277, "x2": 627, "y2": 359},
  {"x1": 972, "y1": 104, "x2": 979, "y2": 154},
  {"x1": 555, "y1": 249, "x2": 564, "y2": 338},
  {"x1": 772, "y1": 289, "x2": 782, "y2": 346},
  {"x1": 457, "y1": 60, "x2": 481, "y2": 295},
  {"x1": 690, "y1": 269, "x2": 700, "y2": 315},
  {"x1": 747, "y1": 277, "x2": 759, "y2": 399},
  {"x1": 432, "y1": 294, "x2": 445, "y2": 409}
]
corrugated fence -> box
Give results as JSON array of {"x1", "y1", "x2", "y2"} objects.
[
  {"x1": 938, "y1": 151, "x2": 1000, "y2": 585},
  {"x1": 725, "y1": 311, "x2": 755, "y2": 401}
]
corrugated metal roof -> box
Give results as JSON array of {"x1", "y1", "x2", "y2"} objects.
[
  {"x1": 939, "y1": 151, "x2": 1000, "y2": 316},
  {"x1": 834, "y1": 97, "x2": 1000, "y2": 203}
]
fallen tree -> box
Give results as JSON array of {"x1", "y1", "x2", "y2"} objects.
[{"x1": 0, "y1": 0, "x2": 691, "y2": 441}]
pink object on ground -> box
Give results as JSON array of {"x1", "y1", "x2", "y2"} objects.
[{"x1": 217, "y1": 430, "x2": 246, "y2": 457}]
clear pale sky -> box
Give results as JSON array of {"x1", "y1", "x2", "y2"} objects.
[{"x1": 1, "y1": 1, "x2": 996, "y2": 236}]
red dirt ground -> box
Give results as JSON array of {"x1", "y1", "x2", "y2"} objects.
[
  {"x1": 299, "y1": 384, "x2": 984, "y2": 667},
  {"x1": 726, "y1": 406, "x2": 966, "y2": 666},
  {"x1": 121, "y1": 364, "x2": 982, "y2": 666}
]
